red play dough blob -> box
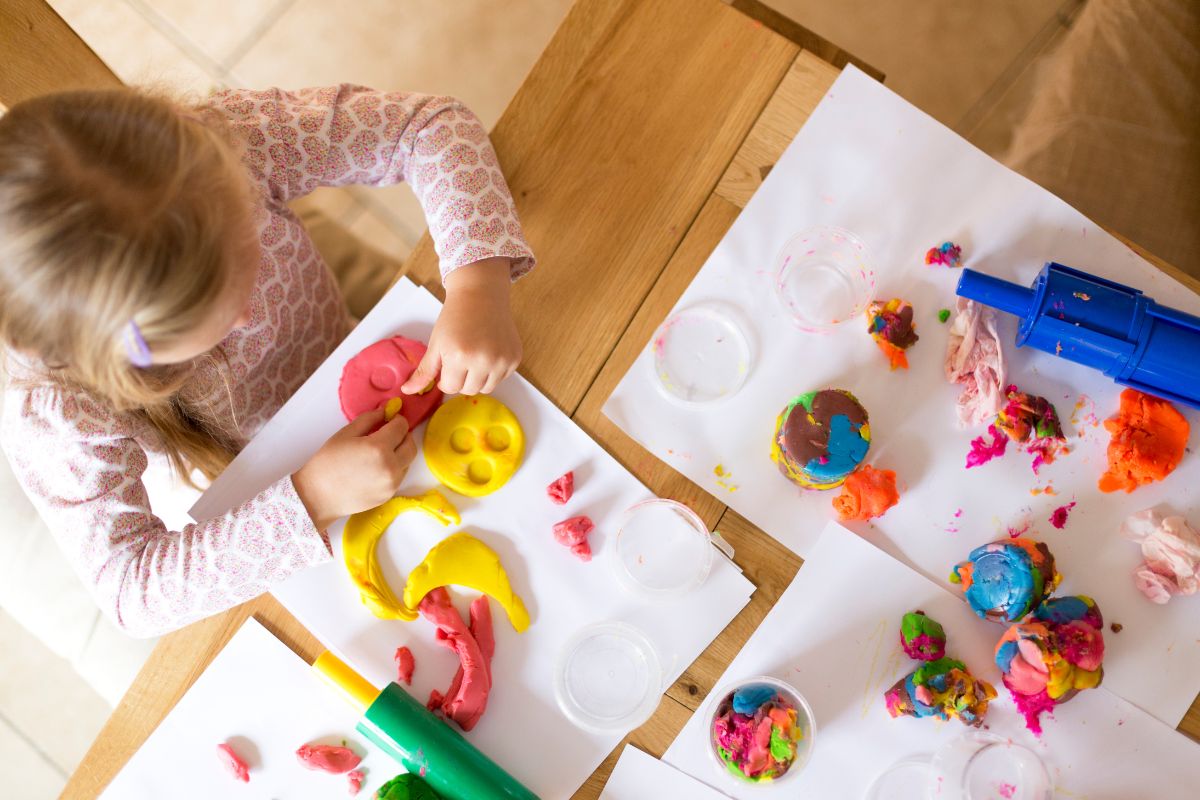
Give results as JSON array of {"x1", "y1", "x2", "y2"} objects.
[
  {"x1": 546, "y1": 471, "x2": 574, "y2": 505},
  {"x1": 338, "y1": 336, "x2": 444, "y2": 428},
  {"x1": 553, "y1": 516, "x2": 594, "y2": 562},
  {"x1": 394, "y1": 646, "x2": 415, "y2": 685},
  {"x1": 216, "y1": 742, "x2": 250, "y2": 782},
  {"x1": 295, "y1": 743, "x2": 363, "y2": 774}
]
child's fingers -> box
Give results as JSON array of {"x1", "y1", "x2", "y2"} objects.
[
  {"x1": 438, "y1": 364, "x2": 467, "y2": 395},
  {"x1": 480, "y1": 371, "x2": 502, "y2": 395},
  {"x1": 371, "y1": 412, "x2": 411, "y2": 449},
  {"x1": 401, "y1": 348, "x2": 442, "y2": 395},
  {"x1": 344, "y1": 408, "x2": 386, "y2": 437},
  {"x1": 460, "y1": 367, "x2": 485, "y2": 397}
]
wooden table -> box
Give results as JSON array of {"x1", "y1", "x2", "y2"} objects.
[{"x1": 19, "y1": 0, "x2": 1193, "y2": 796}]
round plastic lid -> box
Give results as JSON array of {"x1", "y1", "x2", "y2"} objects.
[
  {"x1": 554, "y1": 622, "x2": 662, "y2": 733},
  {"x1": 650, "y1": 305, "x2": 751, "y2": 404},
  {"x1": 774, "y1": 226, "x2": 876, "y2": 334},
  {"x1": 932, "y1": 735, "x2": 1052, "y2": 800},
  {"x1": 865, "y1": 758, "x2": 939, "y2": 800},
  {"x1": 614, "y1": 499, "x2": 714, "y2": 597}
]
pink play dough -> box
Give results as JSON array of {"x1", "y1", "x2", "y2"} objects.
[
  {"x1": 418, "y1": 588, "x2": 495, "y2": 731},
  {"x1": 338, "y1": 336, "x2": 444, "y2": 428},
  {"x1": 215, "y1": 742, "x2": 250, "y2": 782},
  {"x1": 295, "y1": 743, "x2": 363, "y2": 774},
  {"x1": 394, "y1": 646, "x2": 415, "y2": 685},
  {"x1": 553, "y1": 515, "x2": 594, "y2": 562}
]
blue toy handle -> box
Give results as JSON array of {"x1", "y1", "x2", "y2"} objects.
[{"x1": 956, "y1": 263, "x2": 1200, "y2": 410}]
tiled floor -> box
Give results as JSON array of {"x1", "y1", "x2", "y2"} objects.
[{"x1": 6, "y1": 1, "x2": 1085, "y2": 797}]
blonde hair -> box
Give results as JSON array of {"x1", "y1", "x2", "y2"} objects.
[{"x1": 0, "y1": 87, "x2": 255, "y2": 484}]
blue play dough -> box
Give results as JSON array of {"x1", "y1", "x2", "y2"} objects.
[
  {"x1": 803, "y1": 414, "x2": 869, "y2": 482},
  {"x1": 994, "y1": 639, "x2": 1019, "y2": 673},
  {"x1": 962, "y1": 546, "x2": 1034, "y2": 622},
  {"x1": 1035, "y1": 595, "x2": 1087, "y2": 624},
  {"x1": 732, "y1": 684, "x2": 777, "y2": 715}
]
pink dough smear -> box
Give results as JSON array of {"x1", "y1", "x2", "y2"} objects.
[
  {"x1": 216, "y1": 742, "x2": 250, "y2": 782},
  {"x1": 1049, "y1": 502, "x2": 1076, "y2": 530},
  {"x1": 945, "y1": 299, "x2": 1007, "y2": 427},
  {"x1": 966, "y1": 424, "x2": 1008, "y2": 468},
  {"x1": 295, "y1": 743, "x2": 362, "y2": 774}
]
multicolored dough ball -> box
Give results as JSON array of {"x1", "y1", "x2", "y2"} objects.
[
  {"x1": 950, "y1": 538, "x2": 1061, "y2": 623},
  {"x1": 899, "y1": 610, "x2": 946, "y2": 661},
  {"x1": 770, "y1": 389, "x2": 871, "y2": 490}
]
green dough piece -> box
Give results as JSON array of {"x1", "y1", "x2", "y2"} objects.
[
  {"x1": 375, "y1": 773, "x2": 444, "y2": 800},
  {"x1": 768, "y1": 724, "x2": 793, "y2": 762},
  {"x1": 938, "y1": 309, "x2": 951, "y2": 323}
]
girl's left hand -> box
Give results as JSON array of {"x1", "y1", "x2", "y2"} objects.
[{"x1": 401, "y1": 257, "x2": 522, "y2": 396}]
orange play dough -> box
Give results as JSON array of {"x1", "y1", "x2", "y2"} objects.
[
  {"x1": 832, "y1": 465, "x2": 900, "y2": 521},
  {"x1": 1098, "y1": 389, "x2": 1190, "y2": 493}
]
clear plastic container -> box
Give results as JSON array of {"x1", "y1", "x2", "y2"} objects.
[
  {"x1": 870, "y1": 733, "x2": 1053, "y2": 800},
  {"x1": 774, "y1": 226, "x2": 876, "y2": 334},
  {"x1": 932, "y1": 733, "x2": 1052, "y2": 800},
  {"x1": 650, "y1": 304, "x2": 752, "y2": 404},
  {"x1": 554, "y1": 621, "x2": 663, "y2": 734},
  {"x1": 613, "y1": 499, "x2": 715, "y2": 597},
  {"x1": 706, "y1": 675, "x2": 816, "y2": 788}
]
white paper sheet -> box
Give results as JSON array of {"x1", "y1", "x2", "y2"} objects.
[
  {"x1": 100, "y1": 618, "x2": 396, "y2": 799},
  {"x1": 193, "y1": 278, "x2": 755, "y2": 798},
  {"x1": 601, "y1": 745, "x2": 731, "y2": 799},
  {"x1": 663, "y1": 523, "x2": 1200, "y2": 799},
  {"x1": 604, "y1": 65, "x2": 1200, "y2": 727}
]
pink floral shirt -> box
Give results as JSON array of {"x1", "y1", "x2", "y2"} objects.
[{"x1": 0, "y1": 86, "x2": 534, "y2": 637}]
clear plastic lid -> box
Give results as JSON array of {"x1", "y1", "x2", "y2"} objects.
[
  {"x1": 932, "y1": 733, "x2": 1052, "y2": 800},
  {"x1": 554, "y1": 622, "x2": 663, "y2": 733},
  {"x1": 865, "y1": 758, "x2": 940, "y2": 799},
  {"x1": 614, "y1": 499, "x2": 714, "y2": 597},
  {"x1": 774, "y1": 226, "x2": 876, "y2": 334},
  {"x1": 650, "y1": 305, "x2": 752, "y2": 404}
]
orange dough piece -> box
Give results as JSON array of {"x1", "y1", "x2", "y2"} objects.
[
  {"x1": 832, "y1": 465, "x2": 900, "y2": 521},
  {"x1": 874, "y1": 338, "x2": 909, "y2": 370},
  {"x1": 1098, "y1": 389, "x2": 1190, "y2": 493}
]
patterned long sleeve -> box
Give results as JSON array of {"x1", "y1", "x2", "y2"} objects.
[
  {"x1": 0, "y1": 385, "x2": 330, "y2": 638},
  {"x1": 210, "y1": 85, "x2": 536, "y2": 281}
]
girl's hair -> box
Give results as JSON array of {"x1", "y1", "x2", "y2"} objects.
[{"x1": 0, "y1": 87, "x2": 256, "y2": 485}]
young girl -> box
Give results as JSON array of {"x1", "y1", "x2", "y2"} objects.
[{"x1": 0, "y1": 85, "x2": 535, "y2": 637}]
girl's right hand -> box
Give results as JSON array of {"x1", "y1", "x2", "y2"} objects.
[{"x1": 291, "y1": 409, "x2": 417, "y2": 530}]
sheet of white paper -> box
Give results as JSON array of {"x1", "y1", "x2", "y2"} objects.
[
  {"x1": 663, "y1": 522, "x2": 1200, "y2": 799},
  {"x1": 601, "y1": 744, "x2": 731, "y2": 799},
  {"x1": 194, "y1": 277, "x2": 755, "y2": 798},
  {"x1": 100, "y1": 618, "x2": 396, "y2": 799},
  {"x1": 604, "y1": 65, "x2": 1200, "y2": 727}
]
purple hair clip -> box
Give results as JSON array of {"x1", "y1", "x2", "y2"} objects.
[{"x1": 123, "y1": 320, "x2": 152, "y2": 368}]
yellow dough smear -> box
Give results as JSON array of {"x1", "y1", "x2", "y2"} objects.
[
  {"x1": 402, "y1": 531, "x2": 531, "y2": 632},
  {"x1": 424, "y1": 396, "x2": 524, "y2": 497},
  {"x1": 342, "y1": 489, "x2": 461, "y2": 621}
]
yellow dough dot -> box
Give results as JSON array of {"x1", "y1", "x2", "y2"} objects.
[
  {"x1": 450, "y1": 427, "x2": 475, "y2": 454},
  {"x1": 424, "y1": 396, "x2": 524, "y2": 497},
  {"x1": 484, "y1": 426, "x2": 511, "y2": 451}
]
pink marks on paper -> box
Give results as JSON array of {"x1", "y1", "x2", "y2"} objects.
[
  {"x1": 966, "y1": 424, "x2": 1008, "y2": 469},
  {"x1": 1049, "y1": 502, "x2": 1077, "y2": 530}
]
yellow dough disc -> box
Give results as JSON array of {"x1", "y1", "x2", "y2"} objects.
[
  {"x1": 423, "y1": 395, "x2": 524, "y2": 497},
  {"x1": 402, "y1": 531, "x2": 531, "y2": 632},
  {"x1": 342, "y1": 489, "x2": 460, "y2": 621}
]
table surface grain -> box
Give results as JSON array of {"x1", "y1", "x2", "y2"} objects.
[{"x1": 59, "y1": 0, "x2": 1200, "y2": 797}]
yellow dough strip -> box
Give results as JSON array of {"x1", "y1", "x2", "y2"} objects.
[{"x1": 402, "y1": 532, "x2": 531, "y2": 633}]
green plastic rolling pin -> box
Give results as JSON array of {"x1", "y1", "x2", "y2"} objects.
[{"x1": 313, "y1": 650, "x2": 539, "y2": 800}]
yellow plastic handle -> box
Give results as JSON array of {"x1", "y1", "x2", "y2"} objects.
[{"x1": 312, "y1": 650, "x2": 379, "y2": 715}]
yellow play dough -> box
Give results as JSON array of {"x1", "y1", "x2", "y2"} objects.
[
  {"x1": 342, "y1": 489, "x2": 461, "y2": 621},
  {"x1": 384, "y1": 397, "x2": 404, "y2": 421},
  {"x1": 423, "y1": 396, "x2": 524, "y2": 496},
  {"x1": 402, "y1": 531, "x2": 531, "y2": 632}
]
